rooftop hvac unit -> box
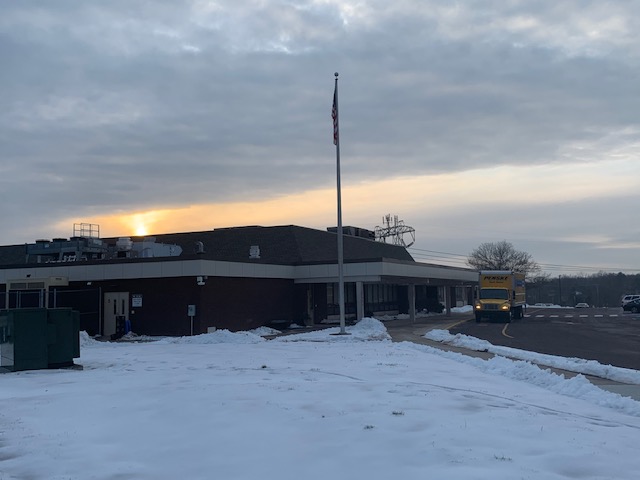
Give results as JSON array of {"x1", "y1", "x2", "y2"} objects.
[{"x1": 116, "y1": 237, "x2": 133, "y2": 251}]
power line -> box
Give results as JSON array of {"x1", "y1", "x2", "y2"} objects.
[
  {"x1": 407, "y1": 246, "x2": 640, "y2": 274},
  {"x1": 536, "y1": 262, "x2": 640, "y2": 274},
  {"x1": 406, "y1": 247, "x2": 471, "y2": 268}
]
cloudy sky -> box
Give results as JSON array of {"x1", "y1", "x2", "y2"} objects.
[{"x1": 1, "y1": 1, "x2": 639, "y2": 276}]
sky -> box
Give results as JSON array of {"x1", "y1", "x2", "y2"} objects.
[
  {"x1": 1, "y1": 1, "x2": 639, "y2": 276},
  {"x1": 2, "y1": 317, "x2": 640, "y2": 479}
]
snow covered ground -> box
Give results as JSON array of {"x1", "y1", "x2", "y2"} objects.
[{"x1": 1, "y1": 318, "x2": 640, "y2": 479}]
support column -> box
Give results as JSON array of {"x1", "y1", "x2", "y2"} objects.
[
  {"x1": 408, "y1": 284, "x2": 416, "y2": 324},
  {"x1": 467, "y1": 286, "x2": 474, "y2": 306},
  {"x1": 356, "y1": 281, "x2": 364, "y2": 321},
  {"x1": 445, "y1": 285, "x2": 452, "y2": 317}
]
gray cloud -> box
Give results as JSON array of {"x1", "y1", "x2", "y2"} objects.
[{"x1": 1, "y1": 1, "x2": 639, "y2": 273}]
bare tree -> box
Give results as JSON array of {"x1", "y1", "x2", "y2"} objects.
[{"x1": 467, "y1": 240, "x2": 540, "y2": 276}]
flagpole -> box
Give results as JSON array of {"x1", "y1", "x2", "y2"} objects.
[{"x1": 333, "y1": 72, "x2": 347, "y2": 335}]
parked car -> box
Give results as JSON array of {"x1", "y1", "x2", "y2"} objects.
[
  {"x1": 622, "y1": 298, "x2": 640, "y2": 313},
  {"x1": 621, "y1": 294, "x2": 640, "y2": 307},
  {"x1": 575, "y1": 302, "x2": 589, "y2": 308}
]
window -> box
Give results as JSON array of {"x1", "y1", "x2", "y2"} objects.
[
  {"x1": 326, "y1": 283, "x2": 357, "y2": 315},
  {"x1": 479, "y1": 288, "x2": 509, "y2": 300},
  {"x1": 364, "y1": 284, "x2": 398, "y2": 312}
]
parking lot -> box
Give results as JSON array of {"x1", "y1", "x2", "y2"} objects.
[{"x1": 449, "y1": 307, "x2": 640, "y2": 371}]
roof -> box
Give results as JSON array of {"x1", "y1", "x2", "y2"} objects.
[
  {"x1": 0, "y1": 244, "x2": 27, "y2": 266},
  {"x1": 121, "y1": 225, "x2": 414, "y2": 265},
  {"x1": 0, "y1": 225, "x2": 414, "y2": 268}
]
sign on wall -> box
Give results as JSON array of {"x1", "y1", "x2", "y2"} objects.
[{"x1": 132, "y1": 294, "x2": 143, "y2": 307}]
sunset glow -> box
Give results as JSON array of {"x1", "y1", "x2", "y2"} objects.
[
  {"x1": 62, "y1": 161, "x2": 638, "y2": 240},
  {"x1": 132, "y1": 214, "x2": 149, "y2": 236}
]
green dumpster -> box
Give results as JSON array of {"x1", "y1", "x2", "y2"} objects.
[
  {"x1": 0, "y1": 308, "x2": 81, "y2": 373},
  {"x1": 47, "y1": 308, "x2": 80, "y2": 368},
  {"x1": 1, "y1": 308, "x2": 49, "y2": 372}
]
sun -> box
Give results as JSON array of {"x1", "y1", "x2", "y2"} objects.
[
  {"x1": 131, "y1": 214, "x2": 149, "y2": 237},
  {"x1": 135, "y1": 223, "x2": 148, "y2": 236}
]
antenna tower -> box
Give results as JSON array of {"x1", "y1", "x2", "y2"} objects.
[{"x1": 374, "y1": 214, "x2": 415, "y2": 247}]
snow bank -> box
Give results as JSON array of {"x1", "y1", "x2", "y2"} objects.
[
  {"x1": 274, "y1": 317, "x2": 391, "y2": 342},
  {"x1": 425, "y1": 329, "x2": 640, "y2": 385},
  {"x1": 451, "y1": 305, "x2": 473, "y2": 313},
  {"x1": 249, "y1": 326, "x2": 282, "y2": 337},
  {"x1": 79, "y1": 330, "x2": 100, "y2": 348},
  {"x1": 156, "y1": 329, "x2": 266, "y2": 345}
]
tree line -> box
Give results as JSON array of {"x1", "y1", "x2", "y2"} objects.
[{"x1": 526, "y1": 272, "x2": 640, "y2": 307}]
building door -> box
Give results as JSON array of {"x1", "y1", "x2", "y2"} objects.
[
  {"x1": 305, "y1": 287, "x2": 314, "y2": 326},
  {"x1": 104, "y1": 292, "x2": 129, "y2": 337},
  {"x1": 312, "y1": 284, "x2": 327, "y2": 324}
]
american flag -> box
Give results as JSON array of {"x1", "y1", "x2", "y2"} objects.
[{"x1": 332, "y1": 85, "x2": 338, "y2": 145}]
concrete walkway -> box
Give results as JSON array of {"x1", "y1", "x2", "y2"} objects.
[{"x1": 383, "y1": 314, "x2": 640, "y2": 401}]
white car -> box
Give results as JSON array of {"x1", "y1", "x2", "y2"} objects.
[
  {"x1": 575, "y1": 303, "x2": 589, "y2": 308},
  {"x1": 621, "y1": 295, "x2": 640, "y2": 307}
]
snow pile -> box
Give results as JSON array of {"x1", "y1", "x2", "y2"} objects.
[
  {"x1": 157, "y1": 329, "x2": 266, "y2": 345},
  {"x1": 349, "y1": 317, "x2": 392, "y2": 340},
  {"x1": 288, "y1": 323, "x2": 306, "y2": 329},
  {"x1": 79, "y1": 330, "x2": 100, "y2": 348},
  {"x1": 119, "y1": 332, "x2": 160, "y2": 342},
  {"x1": 427, "y1": 328, "x2": 495, "y2": 350},
  {"x1": 451, "y1": 305, "x2": 473, "y2": 313},
  {"x1": 404, "y1": 340, "x2": 640, "y2": 417},
  {"x1": 274, "y1": 317, "x2": 391, "y2": 342},
  {"x1": 249, "y1": 326, "x2": 282, "y2": 336}
]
